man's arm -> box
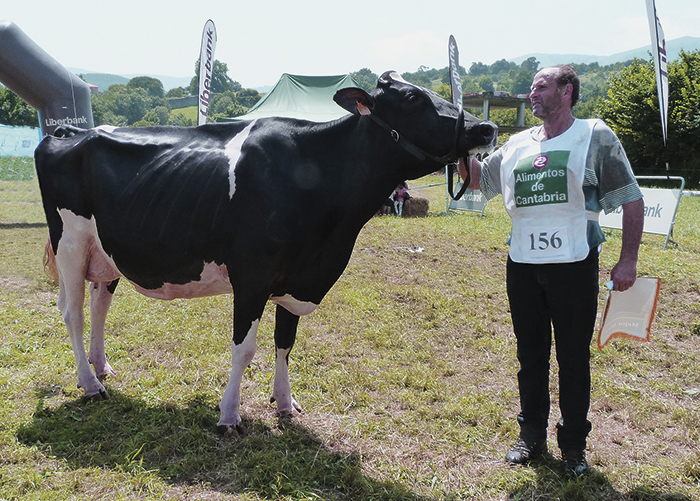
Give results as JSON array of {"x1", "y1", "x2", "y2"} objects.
[
  {"x1": 457, "y1": 157, "x2": 483, "y2": 190},
  {"x1": 610, "y1": 197, "x2": 644, "y2": 291}
]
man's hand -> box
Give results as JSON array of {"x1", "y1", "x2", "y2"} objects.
[
  {"x1": 611, "y1": 198, "x2": 644, "y2": 292},
  {"x1": 610, "y1": 258, "x2": 637, "y2": 292}
]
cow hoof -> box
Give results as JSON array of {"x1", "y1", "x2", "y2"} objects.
[
  {"x1": 82, "y1": 388, "x2": 109, "y2": 401},
  {"x1": 276, "y1": 409, "x2": 298, "y2": 428},
  {"x1": 218, "y1": 423, "x2": 245, "y2": 438},
  {"x1": 96, "y1": 368, "x2": 117, "y2": 381}
]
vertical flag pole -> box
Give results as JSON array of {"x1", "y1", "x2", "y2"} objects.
[
  {"x1": 198, "y1": 19, "x2": 217, "y2": 126},
  {"x1": 446, "y1": 35, "x2": 469, "y2": 205},
  {"x1": 645, "y1": 0, "x2": 669, "y2": 170}
]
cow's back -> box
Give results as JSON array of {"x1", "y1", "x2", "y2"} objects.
[{"x1": 35, "y1": 124, "x2": 253, "y2": 289}]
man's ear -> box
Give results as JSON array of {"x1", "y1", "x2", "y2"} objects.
[
  {"x1": 562, "y1": 82, "x2": 574, "y2": 102},
  {"x1": 333, "y1": 87, "x2": 375, "y2": 115}
]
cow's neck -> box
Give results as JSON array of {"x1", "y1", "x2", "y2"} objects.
[{"x1": 324, "y1": 116, "x2": 424, "y2": 219}]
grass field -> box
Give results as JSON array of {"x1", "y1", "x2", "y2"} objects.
[
  {"x1": 170, "y1": 106, "x2": 198, "y2": 123},
  {"x1": 1, "y1": 160, "x2": 699, "y2": 500}
]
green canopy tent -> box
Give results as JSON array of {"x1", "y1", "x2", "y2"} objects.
[{"x1": 228, "y1": 73, "x2": 361, "y2": 123}]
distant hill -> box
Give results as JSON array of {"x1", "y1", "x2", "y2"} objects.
[
  {"x1": 509, "y1": 36, "x2": 700, "y2": 68},
  {"x1": 69, "y1": 36, "x2": 700, "y2": 94},
  {"x1": 69, "y1": 69, "x2": 191, "y2": 93},
  {"x1": 75, "y1": 72, "x2": 128, "y2": 91}
]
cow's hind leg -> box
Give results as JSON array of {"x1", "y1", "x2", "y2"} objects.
[
  {"x1": 271, "y1": 305, "x2": 303, "y2": 418},
  {"x1": 88, "y1": 279, "x2": 119, "y2": 380},
  {"x1": 56, "y1": 261, "x2": 108, "y2": 399}
]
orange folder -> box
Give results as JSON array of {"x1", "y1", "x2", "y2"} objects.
[{"x1": 597, "y1": 277, "x2": 661, "y2": 349}]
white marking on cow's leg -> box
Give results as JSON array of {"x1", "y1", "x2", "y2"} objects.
[
  {"x1": 225, "y1": 120, "x2": 257, "y2": 199},
  {"x1": 272, "y1": 347, "x2": 303, "y2": 416},
  {"x1": 218, "y1": 318, "x2": 259, "y2": 434},
  {"x1": 56, "y1": 246, "x2": 106, "y2": 398},
  {"x1": 88, "y1": 282, "x2": 117, "y2": 379}
]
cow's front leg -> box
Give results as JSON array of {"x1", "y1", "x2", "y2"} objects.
[
  {"x1": 88, "y1": 280, "x2": 119, "y2": 379},
  {"x1": 218, "y1": 293, "x2": 265, "y2": 437},
  {"x1": 270, "y1": 305, "x2": 303, "y2": 418}
]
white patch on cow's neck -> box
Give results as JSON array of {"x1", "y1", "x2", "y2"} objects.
[{"x1": 225, "y1": 120, "x2": 257, "y2": 199}]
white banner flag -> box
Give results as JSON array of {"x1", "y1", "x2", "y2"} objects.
[
  {"x1": 645, "y1": 0, "x2": 668, "y2": 146},
  {"x1": 448, "y1": 35, "x2": 462, "y2": 111},
  {"x1": 198, "y1": 19, "x2": 217, "y2": 126}
]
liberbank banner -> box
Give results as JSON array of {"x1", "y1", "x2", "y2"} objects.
[
  {"x1": 198, "y1": 19, "x2": 217, "y2": 126},
  {"x1": 599, "y1": 179, "x2": 683, "y2": 248},
  {"x1": 0, "y1": 21, "x2": 94, "y2": 137}
]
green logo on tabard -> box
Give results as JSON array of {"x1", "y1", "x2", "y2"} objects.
[{"x1": 513, "y1": 151, "x2": 570, "y2": 207}]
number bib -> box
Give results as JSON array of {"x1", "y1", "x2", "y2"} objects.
[
  {"x1": 521, "y1": 226, "x2": 572, "y2": 262},
  {"x1": 499, "y1": 120, "x2": 597, "y2": 264}
]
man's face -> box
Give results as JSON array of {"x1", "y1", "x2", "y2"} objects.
[{"x1": 529, "y1": 69, "x2": 567, "y2": 120}]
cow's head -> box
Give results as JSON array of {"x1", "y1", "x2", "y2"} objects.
[{"x1": 334, "y1": 71, "x2": 497, "y2": 169}]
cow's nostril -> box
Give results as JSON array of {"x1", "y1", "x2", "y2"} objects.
[{"x1": 479, "y1": 123, "x2": 497, "y2": 140}]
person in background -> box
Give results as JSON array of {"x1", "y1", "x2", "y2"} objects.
[
  {"x1": 393, "y1": 181, "x2": 411, "y2": 217},
  {"x1": 462, "y1": 64, "x2": 644, "y2": 478}
]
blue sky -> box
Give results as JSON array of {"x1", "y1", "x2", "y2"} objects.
[{"x1": 3, "y1": 0, "x2": 699, "y2": 88}]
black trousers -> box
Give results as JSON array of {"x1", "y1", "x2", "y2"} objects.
[{"x1": 506, "y1": 248, "x2": 599, "y2": 451}]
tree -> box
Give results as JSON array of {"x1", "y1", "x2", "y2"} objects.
[
  {"x1": 0, "y1": 86, "x2": 38, "y2": 127},
  {"x1": 188, "y1": 60, "x2": 242, "y2": 96},
  {"x1": 133, "y1": 105, "x2": 170, "y2": 126},
  {"x1": 598, "y1": 50, "x2": 700, "y2": 187},
  {"x1": 165, "y1": 87, "x2": 187, "y2": 99},
  {"x1": 208, "y1": 91, "x2": 246, "y2": 120},
  {"x1": 167, "y1": 112, "x2": 195, "y2": 127},
  {"x1": 520, "y1": 57, "x2": 540, "y2": 74},
  {"x1": 468, "y1": 62, "x2": 489, "y2": 76},
  {"x1": 350, "y1": 68, "x2": 378, "y2": 92},
  {"x1": 478, "y1": 75, "x2": 494, "y2": 93},
  {"x1": 489, "y1": 59, "x2": 513, "y2": 75},
  {"x1": 92, "y1": 84, "x2": 169, "y2": 126},
  {"x1": 235, "y1": 88, "x2": 261, "y2": 109},
  {"x1": 404, "y1": 72, "x2": 432, "y2": 88},
  {"x1": 510, "y1": 68, "x2": 535, "y2": 95},
  {"x1": 127, "y1": 76, "x2": 165, "y2": 98}
]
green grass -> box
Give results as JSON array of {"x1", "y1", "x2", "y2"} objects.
[
  {"x1": 170, "y1": 106, "x2": 198, "y2": 123},
  {"x1": 1, "y1": 168, "x2": 699, "y2": 500},
  {"x1": 0, "y1": 157, "x2": 35, "y2": 182}
]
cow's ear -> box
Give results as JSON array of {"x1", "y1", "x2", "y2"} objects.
[{"x1": 333, "y1": 88, "x2": 375, "y2": 116}]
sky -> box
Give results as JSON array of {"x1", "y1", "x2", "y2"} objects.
[{"x1": 3, "y1": 0, "x2": 700, "y2": 89}]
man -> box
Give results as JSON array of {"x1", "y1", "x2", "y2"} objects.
[{"x1": 463, "y1": 65, "x2": 644, "y2": 478}]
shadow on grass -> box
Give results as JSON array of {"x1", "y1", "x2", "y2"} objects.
[
  {"x1": 16, "y1": 387, "x2": 430, "y2": 501},
  {"x1": 0, "y1": 222, "x2": 47, "y2": 229},
  {"x1": 507, "y1": 453, "x2": 694, "y2": 501}
]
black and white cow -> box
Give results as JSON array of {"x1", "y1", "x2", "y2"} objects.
[{"x1": 35, "y1": 71, "x2": 496, "y2": 436}]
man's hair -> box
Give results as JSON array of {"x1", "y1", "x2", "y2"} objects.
[{"x1": 553, "y1": 65, "x2": 580, "y2": 107}]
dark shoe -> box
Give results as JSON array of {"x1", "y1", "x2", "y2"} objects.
[
  {"x1": 505, "y1": 438, "x2": 546, "y2": 464},
  {"x1": 562, "y1": 449, "x2": 588, "y2": 478}
]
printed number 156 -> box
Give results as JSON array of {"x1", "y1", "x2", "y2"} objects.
[{"x1": 529, "y1": 231, "x2": 562, "y2": 251}]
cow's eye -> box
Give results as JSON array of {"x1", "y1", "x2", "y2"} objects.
[{"x1": 406, "y1": 92, "x2": 423, "y2": 104}]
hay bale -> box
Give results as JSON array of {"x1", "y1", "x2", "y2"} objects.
[{"x1": 407, "y1": 197, "x2": 429, "y2": 217}]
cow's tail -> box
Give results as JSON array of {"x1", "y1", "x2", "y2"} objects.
[{"x1": 43, "y1": 238, "x2": 59, "y2": 282}]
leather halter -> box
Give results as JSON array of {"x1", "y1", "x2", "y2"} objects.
[
  {"x1": 366, "y1": 108, "x2": 466, "y2": 166},
  {"x1": 366, "y1": 108, "x2": 471, "y2": 200}
]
